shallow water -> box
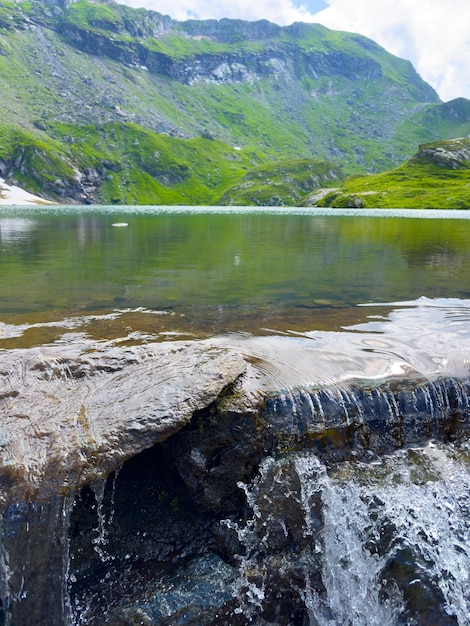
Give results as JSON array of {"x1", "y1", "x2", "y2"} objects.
[
  {"x1": 1, "y1": 206, "x2": 469, "y2": 391},
  {"x1": 1, "y1": 207, "x2": 469, "y2": 318}
]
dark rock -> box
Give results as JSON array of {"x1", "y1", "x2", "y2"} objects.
[
  {"x1": 0, "y1": 331, "x2": 469, "y2": 624},
  {"x1": 262, "y1": 378, "x2": 470, "y2": 463}
]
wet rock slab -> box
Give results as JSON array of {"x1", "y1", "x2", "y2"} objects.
[{"x1": 0, "y1": 340, "x2": 247, "y2": 501}]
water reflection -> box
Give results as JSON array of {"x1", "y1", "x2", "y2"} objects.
[
  {"x1": 0, "y1": 218, "x2": 37, "y2": 245},
  {"x1": 212, "y1": 297, "x2": 470, "y2": 392},
  {"x1": 0, "y1": 209, "x2": 469, "y2": 323},
  {"x1": 0, "y1": 209, "x2": 469, "y2": 385}
]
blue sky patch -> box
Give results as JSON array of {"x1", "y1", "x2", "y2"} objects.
[{"x1": 293, "y1": 0, "x2": 328, "y2": 14}]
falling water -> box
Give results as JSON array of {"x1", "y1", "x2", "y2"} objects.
[
  {"x1": 264, "y1": 378, "x2": 470, "y2": 456},
  {"x1": 224, "y1": 441, "x2": 470, "y2": 626},
  {"x1": 319, "y1": 442, "x2": 470, "y2": 625},
  {"x1": 0, "y1": 497, "x2": 74, "y2": 626},
  {"x1": 90, "y1": 480, "x2": 112, "y2": 564},
  {"x1": 0, "y1": 364, "x2": 468, "y2": 624}
]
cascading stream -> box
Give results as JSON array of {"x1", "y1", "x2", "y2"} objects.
[
  {"x1": 224, "y1": 442, "x2": 470, "y2": 625},
  {"x1": 0, "y1": 497, "x2": 74, "y2": 626}
]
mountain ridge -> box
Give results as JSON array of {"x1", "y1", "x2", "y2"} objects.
[{"x1": 0, "y1": 0, "x2": 469, "y2": 204}]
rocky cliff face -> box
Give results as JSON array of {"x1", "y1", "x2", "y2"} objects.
[
  {"x1": 412, "y1": 136, "x2": 470, "y2": 169},
  {"x1": 57, "y1": 5, "x2": 435, "y2": 96}
]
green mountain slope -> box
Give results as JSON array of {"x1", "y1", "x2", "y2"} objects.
[
  {"x1": 307, "y1": 138, "x2": 470, "y2": 209},
  {"x1": 0, "y1": 0, "x2": 469, "y2": 204},
  {"x1": 217, "y1": 159, "x2": 342, "y2": 205},
  {"x1": 393, "y1": 98, "x2": 470, "y2": 150},
  {"x1": 0, "y1": 121, "x2": 266, "y2": 204}
]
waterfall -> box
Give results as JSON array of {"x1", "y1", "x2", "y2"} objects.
[
  {"x1": 0, "y1": 497, "x2": 74, "y2": 626},
  {"x1": 89, "y1": 474, "x2": 120, "y2": 564},
  {"x1": 0, "y1": 360, "x2": 468, "y2": 624},
  {"x1": 225, "y1": 442, "x2": 470, "y2": 625},
  {"x1": 315, "y1": 442, "x2": 470, "y2": 625},
  {"x1": 264, "y1": 378, "x2": 470, "y2": 458},
  {"x1": 0, "y1": 475, "x2": 121, "y2": 625}
]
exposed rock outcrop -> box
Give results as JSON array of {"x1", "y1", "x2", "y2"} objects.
[
  {"x1": 0, "y1": 341, "x2": 247, "y2": 501},
  {"x1": 65, "y1": 369, "x2": 470, "y2": 625},
  {"x1": 1, "y1": 331, "x2": 469, "y2": 504},
  {"x1": 412, "y1": 137, "x2": 470, "y2": 169}
]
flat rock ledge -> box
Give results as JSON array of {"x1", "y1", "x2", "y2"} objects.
[
  {"x1": 1, "y1": 335, "x2": 469, "y2": 506},
  {"x1": 0, "y1": 341, "x2": 247, "y2": 502}
]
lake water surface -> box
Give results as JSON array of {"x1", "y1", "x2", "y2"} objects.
[
  {"x1": 1, "y1": 205, "x2": 469, "y2": 384},
  {"x1": 1, "y1": 205, "x2": 469, "y2": 387},
  {"x1": 0, "y1": 206, "x2": 469, "y2": 337}
]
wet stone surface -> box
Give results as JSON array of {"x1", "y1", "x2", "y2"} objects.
[
  {"x1": 0, "y1": 340, "x2": 247, "y2": 501},
  {"x1": 0, "y1": 334, "x2": 469, "y2": 625}
]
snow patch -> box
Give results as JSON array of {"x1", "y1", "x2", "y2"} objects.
[{"x1": 0, "y1": 178, "x2": 56, "y2": 205}]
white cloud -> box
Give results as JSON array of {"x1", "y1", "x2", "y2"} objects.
[
  {"x1": 119, "y1": 0, "x2": 470, "y2": 101},
  {"x1": 122, "y1": 0, "x2": 314, "y2": 26},
  {"x1": 312, "y1": 0, "x2": 470, "y2": 101}
]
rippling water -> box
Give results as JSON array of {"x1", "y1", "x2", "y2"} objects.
[{"x1": 0, "y1": 205, "x2": 469, "y2": 355}]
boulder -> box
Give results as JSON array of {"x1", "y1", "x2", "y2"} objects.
[{"x1": 0, "y1": 341, "x2": 247, "y2": 501}]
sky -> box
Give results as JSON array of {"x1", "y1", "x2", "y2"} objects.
[{"x1": 118, "y1": 0, "x2": 470, "y2": 102}]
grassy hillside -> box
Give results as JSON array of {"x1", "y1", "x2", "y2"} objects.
[
  {"x1": 0, "y1": 0, "x2": 469, "y2": 204},
  {"x1": 0, "y1": 121, "x2": 267, "y2": 204},
  {"x1": 217, "y1": 159, "x2": 343, "y2": 205},
  {"x1": 393, "y1": 99, "x2": 470, "y2": 150},
  {"x1": 308, "y1": 138, "x2": 470, "y2": 209}
]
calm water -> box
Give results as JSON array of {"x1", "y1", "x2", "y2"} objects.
[{"x1": 0, "y1": 206, "x2": 469, "y2": 344}]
